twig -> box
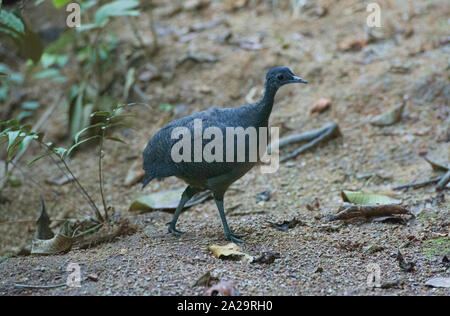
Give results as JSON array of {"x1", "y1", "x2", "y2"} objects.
[
  {"x1": 436, "y1": 170, "x2": 450, "y2": 191},
  {"x1": 277, "y1": 122, "x2": 341, "y2": 162},
  {"x1": 73, "y1": 223, "x2": 103, "y2": 239},
  {"x1": 39, "y1": 143, "x2": 103, "y2": 222},
  {"x1": 60, "y1": 157, "x2": 104, "y2": 222},
  {"x1": 328, "y1": 204, "x2": 410, "y2": 221},
  {"x1": 392, "y1": 177, "x2": 442, "y2": 190},
  {"x1": 13, "y1": 282, "x2": 66, "y2": 289},
  {"x1": 98, "y1": 130, "x2": 108, "y2": 220}
]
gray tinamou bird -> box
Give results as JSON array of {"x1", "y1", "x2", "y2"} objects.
[{"x1": 142, "y1": 67, "x2": 307, "y2": 243}]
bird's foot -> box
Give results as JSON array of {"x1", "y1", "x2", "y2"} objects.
[
  {"x1": 225, "y1": 232, "x2": 244, "y2": 243},
  {"x1": 168, "y1": 225, "x2": 185, "y2": 236}
]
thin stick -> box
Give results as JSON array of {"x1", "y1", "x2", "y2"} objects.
[
  {"x1": 13, "y1": 283, "x2": 66, "y2": 289},
  {"x1": 98, "y1": 130, "x2": 108, "y2": 220},
  {"x1": 60, "y1": 158, "x2": 104, "y2": 222},
  {"x1": 40, "y1": 143, "x2": 103, "y2": 222},
  {"x1": 436, "y1": 170, "x2": 450, "y2": 191},
  {"x1": 279, "y1": 123, "x2": 341, "y2": 162},
  {"x1": 392, "y1": 177, "x2": 442, "y2": 190}
]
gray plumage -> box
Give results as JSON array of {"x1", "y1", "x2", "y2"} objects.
[{"x1": 142, "y1": 67, "x2": 307, "y2": 243}]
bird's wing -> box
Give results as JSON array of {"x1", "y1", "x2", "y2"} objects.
[{"x1": 143, "y1": 105, "x2": 259, "y2": 181}]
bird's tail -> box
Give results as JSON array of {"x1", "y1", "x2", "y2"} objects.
[{"x1": 142, "y1": 174, "x2": 154, "y2": 190}]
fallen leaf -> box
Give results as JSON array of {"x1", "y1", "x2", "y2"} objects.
[
  {"x1": 329, "y1": 204, "x2": 409, "y2": 221},
  {"x1": 310, "y1": 98, "x2": 332, "y2": 114},
  {"x1": 124, "y1": 156, "x2": 145, "y2": 186},
  {"x1": 256, "y1": 190, "x2": 271, "y2": 203},
  {"x1": 35, "y1": 196, "x2": 54, "y2": 240},
  {"x1": 209, "y1": 243, "x2": 253, "y2": 262},
  {"x1": 363, "y1": 244, "x2": 385, "y2": 254},
  {"x1": 45, "y1": 174, "x2": 75, "y2": 186},
  {"x1": 424, "y1": 156, "x2": 449, "y2": 172},
  {"x1": 314, "y1": 267, "x2": 324, "y2": 273},
  {"x1": 341, "y1": 190, "x2": 402, "y2": 205},
  {"x1": 128, "y1": 189, "x2": 212, "y2": 213},
  {"x1": 204, "y1": 280, "x2": 239, "y2": 296},
  {"x1": 396, "y1": 250, "x2": 415, "y2": 272},
  {"x1": 193, "y1": 271, "x2": 219, "y2": 287},
  {"x1": 338, "y1": 38, "x2": 368, "y2": 52},
  {"x1": 425, "y1": 277, "x2": 450, "y2": 288},
  {"x1": 370, "y1": 103, "x2": 405, "y2": 126},
  {"x1": 380, "y1": 279, "x2": 404, "y2": 289},
  {"x1": 87, "y1": 274, "x2": 99, "y2": 282},
  {"x1": 252, "y1": 251, "x2": 280, "y2": 264},
  {"x1": 31, "y1": 234, "x2": 72, "y2": 255},
  {"x1": 269, "y1": 217, "x2": 303, "y2": 231}
]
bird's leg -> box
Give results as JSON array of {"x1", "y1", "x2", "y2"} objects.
[
  {"x1": 168, "y1": 186, "x2": 196, "y2": 236},
  {"x1": 214, "y1": 196, "x2": 244, "y2": 243}
]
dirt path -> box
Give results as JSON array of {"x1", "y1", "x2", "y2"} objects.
[{"x1": 1, "y1": 0, "x2": 449, "y2": 295}]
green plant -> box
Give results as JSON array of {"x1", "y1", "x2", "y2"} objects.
[{"x1": 0, "y1": 104, "x2": 132, "y2": 222}]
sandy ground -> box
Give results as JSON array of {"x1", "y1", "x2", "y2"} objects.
[{"x1": 0, "y1": 0, "x2": 449, "y2": 295}]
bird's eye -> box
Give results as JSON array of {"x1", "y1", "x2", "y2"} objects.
[{"x1": 277, "y1": 74, "x2": 284, "y2": 81}]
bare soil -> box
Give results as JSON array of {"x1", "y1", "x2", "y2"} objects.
[{"x1": 0, "y1": 0, "x2": 449, "y2": 296}]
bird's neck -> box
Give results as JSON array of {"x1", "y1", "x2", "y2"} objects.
[{"x1": 255, "y1": 84, "x2": 277, "y2": 123}]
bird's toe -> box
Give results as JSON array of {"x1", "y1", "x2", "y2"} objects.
[
  {"x1": 226, "y1": 232, "x2": 244, "y2": 243},
  {"x1": 168, "y1": 226, "x2": 185, "y2": 236}
]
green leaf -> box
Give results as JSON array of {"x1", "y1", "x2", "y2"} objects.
[
  {"x1": 129, "y1": 189, "x2": 211, "y2": 213},
  {"x1": 341, "y1": 190, "x2": 402, "y2": 205},
  {"x1": 77, "y1": 23, "x2": 97, "y2": 32},
  {"x1": 94, "y1": 0, "x2": 140, "y2": 27},
  {"x1": 105, "y1": 136, "x2": 127, "y2": 144},
  {"x1": 0, "y1": 86, "x2": 8, "y2": 100},
  {"x1": 159, "y1": 104, "x2": 173, "y2": 112},
  {"x1": 18, "y1": 134, "x2": 37, "y2": 155},
  {"x1": 7, "y1": 130, "x2": 20, "y2": 152},
  {"x1": 70, "y1": 90, "x2": 84, "y2": 140},
  {"x1": 28, "y1": 151, "x2": 52, "y2": 166},
  {"x1": 17, "y1": 111, "x2": 33, "y2": 121},
  {"x1": 74, "y1": 122, "x2": 105, "y2": 143},
  {"x1": 40, "y1": 53, "x2": 56, "y2": 68},
  {"x1": 0, "y1": 9, "x2": 24, "y2": 34},
  {"x1": 35, "y1": 68, "x2": 66, "y2": 82},
  {"x1": 53, "y1": 147, "x2": 67, "y2": 159},
  {"x1": 90, "y1": 111, "x2": 111, "y2": 118},
  {"x1": 67, "y1": 135, "x2": 99, "y2": 157},
  {"x1": 0, "y1": 72, "x2": 7, "y2": 77},
  {"x1": 52, "y1": 0, "x2": 71, "y2": 8},
  {"x1": 22, "y1": 101, "x2": 40, "y2": 110}
]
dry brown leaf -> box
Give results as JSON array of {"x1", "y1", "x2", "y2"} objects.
[
  {"x1": 310, "y1": 98, "x2": 332, "y2": 114},
  {"x1": 425, "y1": 277, "x2": 450, "y2": 288},
  {"x1": 338, "y1": 38, "x2": 368, "y2": 52},
  {"x1": 209, "y1": 243, "x2": 253, "y2": 262},
  {"x1": 370, "y1": 103, "x2": 405, "y2": 126},
  {"x1": 31, "y1": 234, "x2": 73, "y2": 255}
]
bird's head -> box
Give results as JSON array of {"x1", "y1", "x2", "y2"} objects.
[{"x1": 265, "y1": 67, "x2": 307, "y2": 90}]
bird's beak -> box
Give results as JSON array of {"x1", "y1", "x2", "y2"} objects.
[{"x1": 291, "y1": 76, "x2": 308, "y2": 84}]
